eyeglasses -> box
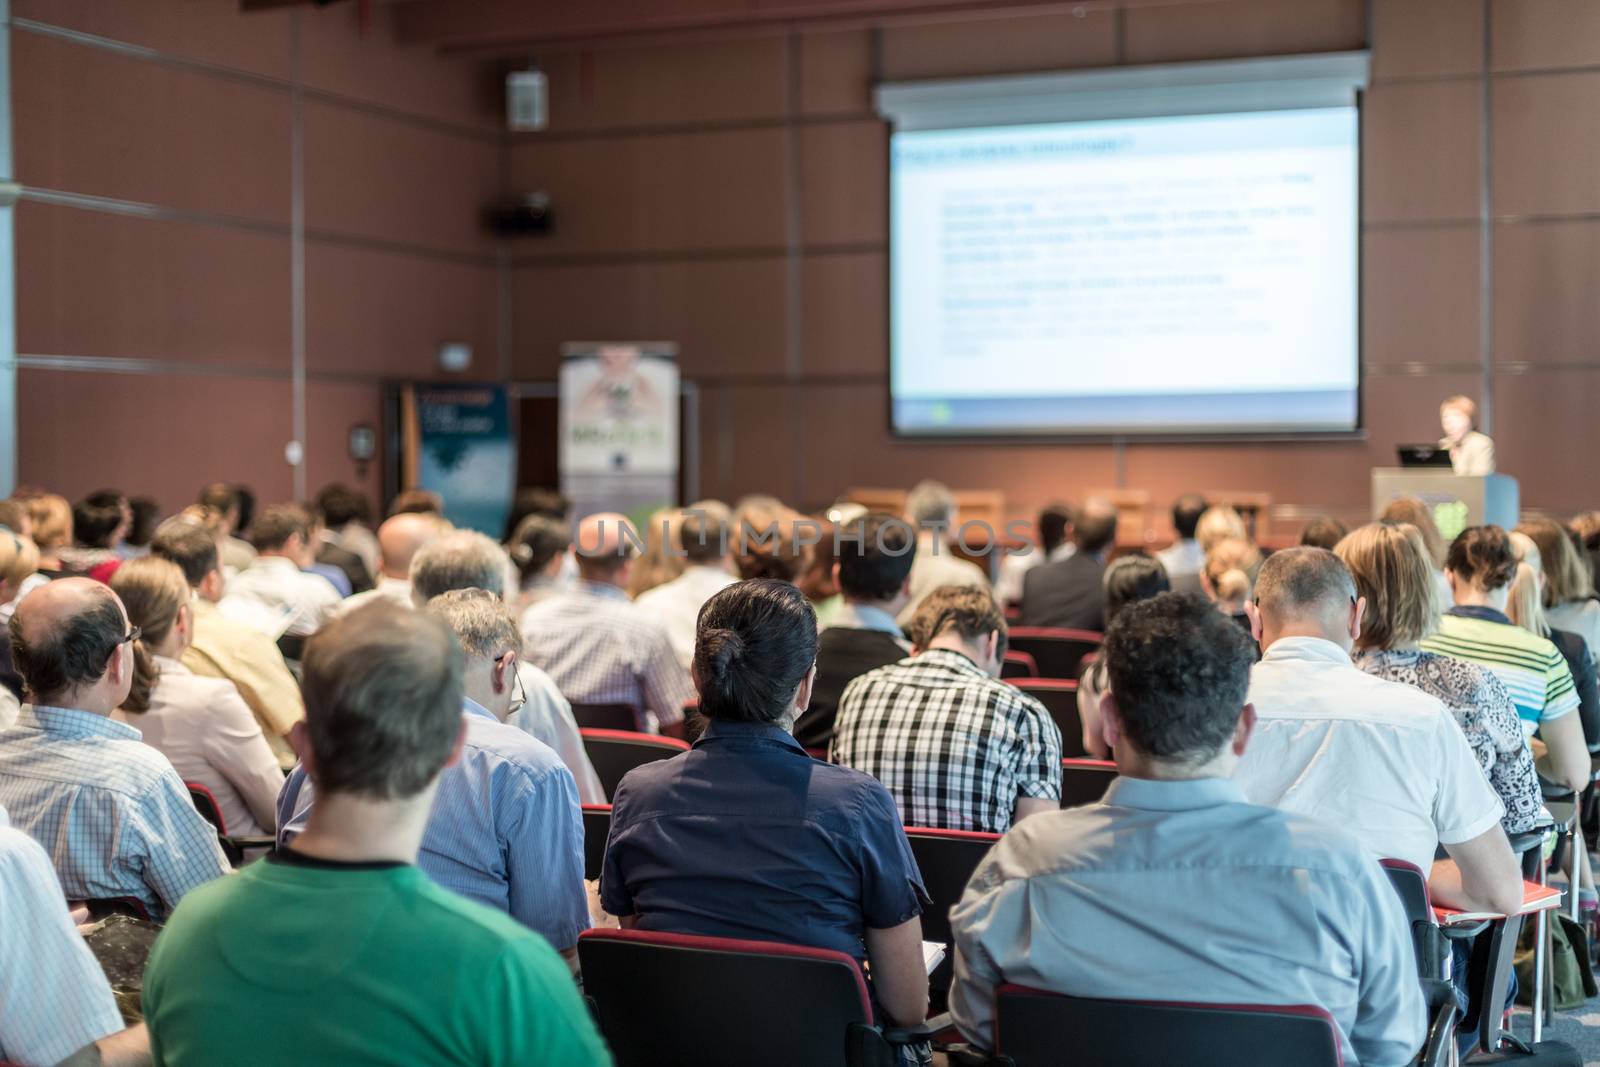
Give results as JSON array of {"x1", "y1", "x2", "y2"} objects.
[
  {"x1": 502, "y1": 652, "x2": 526, "y2": 716},
  {"x1": 121, "y1": 624, "x2": 142, "y2": 645}
]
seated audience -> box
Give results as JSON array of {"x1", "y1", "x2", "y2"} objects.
[
  {"x1": 1202, "y1": 535, "x2": 1261, "y2": 628},
  {"x1": 1572, "y1": 510, "x2": 1600, "y2": 590},
  {"x1": 635, "y1": 501, "x2": 739, "y2": 671},
  {"x1": 1522, "y1": 517, "x2": 1600, "y2": 666},
  {"x1": 335, "y1": 511, "x2": 445, "y2": 616},
  {"x1": 627, "y1": 506, "x2": 686, "y2": 599},
  {"x1": 196, "y1": 482, "x2": 256, "y2": 575},
  {"x1": 1, "y1": 803, "x2": 151, "y2": 1067},
  {"x1": 220, "y1": 505, "x2": 341, "y2": 638},
  {"x1": 502, "y1": 487, "x2": 570, "y2": 544},
  {"x1": 1420, "y1": 526, "x2": 1589, "y2": 793},
  {"x1": 1299, "y1": 515, "x2": 1348, "y2": 551},
  {"x1": 111, "y1": 558, "x2": 283, "y2": 836},
  {"x1": 1019, "y1": 498, "x2": 1118, "y2": 631},
  {"x1": 521, "y1": 513, "x2": 693, "y2": 735},
  {"x1": 301, "y1": 509, "x2": 356, "y2": 598},
  {"x1": 732, "y1": 495, "x2": 809, "y2": 584},
  {"x1": 1234, "y1": 547, "x2": 1522, "y2": 916},
  {"x1": 802, "y1": 502, "x2": 867, "y2": 628},
  {"x1": 279, "y1": 593, "x2": 589, "y2": 960},
  {"x1": 0, "y1": 525, "x2": 38, "y2": 718},
  {"x1": 833, "y1": 586, "x2": 1061, "y2": 833},
  {"x1": 25, "y1": 492, "x2": 73, "y2": 576},
  {"x1": 507, "y1": 512, "x2": 570, "y2": 612},
  {"x1": 64, "y1": 490, "x2": 128, "y2": 582},
  {"x1": 1196, "y1": 504, "x2": 1248, "y2": 551},
  {"x1": 143, "y1": 602, "x2": 610, "y2": 1066},
  {"x1": 794, "y1": 513, "x2": 916, "y2": 750},
  {"x1": 601, "y1": 579, "x2": 930, "y2": 1029},
  {"x1": 1336, "y1": 523, "x2": 1541, "y2": 835},
  {"x1": 388, "y1": 487, "x2": 444, "y2": 517},
  {"x1": 122, "y1": 496, "x2": 159, "y2": 559},
  {"x1": 313, "y1": 482, "x2": 379, "y2": 582},
  {"x1": 947, "y1": 593, "x2": 1424, "y2": 1064},
  {"x1": 1381, "y1": 496, "x2": 1454, "y2": 607},
  {"x1": 1155, "y1": 493, "x2": 1207, "y2": 595},
  {"x1": 150, "y1": 515, "x2": 305, "y2": 768},
  {"x1": 1507, "y1": 531, "x2": 1600, "y2": 747},
  {"x1": 994, "y1": 502, "x2": 1072, "y2": 608},
  {"x1": 0, "y1": 578, "x2": 229, "y2": 918},
  {"x1": 1076, "y1": 553, "x2": 1171, "y2": 758},
  {"x1": 897, "y1": 480, "x2": 989, "y2": 628}
]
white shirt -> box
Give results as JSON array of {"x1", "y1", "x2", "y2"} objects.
[
  {"x1": 634, "y1": 565, "x2": 739, "y2": 671},
  {"x1": 333, "y1": 574, "x2": 414, "y2": 617},
  {"x1": 1235, "y1": 636, "x2": 1504, "y2": 872},
  {"x1": 510, "y1": 661, "x2": 607, "y2": 804},
  {"x1": 1155, "y1": 538, "x2": 1205, "y2": 579},
  {"x1": 0, "y1": 687, "x2": 17, "y2": 730},
  {"x1": 220, "y1": 556, "x2": 341, "y2": 638}
]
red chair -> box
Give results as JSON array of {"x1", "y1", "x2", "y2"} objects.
[
  {"x1": 999, "y1": 650, "x2": 1038, "y2": 679},
  {"x1": 1005, "y1": 627, "x2": 1102, "y2": 680},
  {"x1": 581, "y1": 804, "x2": 612, "y2": 881},
  {"x1": 570, "y1": 703, "x2": 642, "y2": 731},
  {"x1": 580, "y1": 728, "x2": 690, "y2": 798},
  {"x1": 578, "y1": 928, "x2": 948, "y2": 1066},
  {"x1": 1009, "y1": 679, "x2": 1083, "y2": 758},
  {"x1": 905, "y1": 827, "x2": 1000, "y2": 1005},
  {"x1": 1059, "y1": 758, "x2": 1117, "y2": 809},
  {"x1": 186, "y1": 782, "x2": 274, "y2": 866}
]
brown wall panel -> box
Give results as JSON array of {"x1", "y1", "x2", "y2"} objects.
[
  {"x1": 1362, "y1": 81, "x2": 1481, "y2": 222},
  {"x1": 879, "y1": 10, "x2": 1117, "y2": 81},
  {"x1": 1124, "y1": 0, "x2": 1365, "y2": 65},
  {"x1": 302, "y1": 100, "x2": 500, "y2": 256},
  {"x1": 1362, "y1": 227, "x2": 1480, "y2": 368},
  {"x1": 17, "y1": 201, "x2": 290, "y2": 369},
  {"x1": 1492, "y1": 72, "x2": 1600, "y2": 217},
  {"x1": 16, "y1": 368, "x2": 294, "y2": 513},
  {"x1": 12, "y1": 0, "x2": 294, "y2": 78},
  {"x1": 508, "y1": 129, "x2": 791, "y2": 256},
  {"x1": 1493, "y1": 221, "x2": 1600, "y2": 367},
  {"x1": 802, "y1": 252, "x2": 885, "y2": 377},
  {"x1": 305, "y1": 243, "x2": 497, "y2": 379},
  {"x1": 1490, "y1": 0, "x2": 1600, "y2": 73},
  {"x1": 1370, "y1": 0, "x2": 1483, "y2": 80},
  {"x1": 798, "y1": 30, "x2": 873, "y2": 116},
  {"x1": 304, "y1": 380, "x2": 387, "y2": 506},
  {"x1": 510, "y1": 257, "x2": 789, "y2": 381},
  {"x1": 1493, "y1": 369, "x2": 1600, "y2": 511},
  {"x1": 709, "y1": 383, "x2": 803, "y2": 504},
  {"x1": 799, "y1": 121, "x2": 887, "y2": 247}
]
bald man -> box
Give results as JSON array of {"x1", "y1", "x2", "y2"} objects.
[
  {"x1": 1020, "y1": 498, "x2": 1121, "y2": 630},
  {"x1": 334, "y1": 511, "x2": 448, "y2": 617},
  {"x1": 0, "y1": 579, "x2": 229, "y2": 919},
  {"x1": 520, "y1": 513, "x2": 694, "y2": 736}
]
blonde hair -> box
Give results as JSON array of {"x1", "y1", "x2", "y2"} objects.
[
  {"x1": 25, "y1": 494, "x2": 72, "y2": 554},
  {"x1": 109, "y1": 556, "x2": 192, "y2": 713},
  {"x1": 1440, "y1": 394, "x2": 1478, "y2": 426},
  {"x1": 1195, "y1": 506, "x2": 1248, "y2": 553},
  {"x1": 1506, "y1": 531, "x2": 1550, "y2": 639},
  {"x1": 1335, "y1": 523, "x2": 1439, "y2": 651},
  {"x1": 1203, "y1": 537, "x2": 1261, "y2": 612},
  {"x1": 627, "y1": 507, "x2": 687, "y2": 599},
  {"x1": 1516, "y1": 518, "x2": 1593, "y2": 607},
  {"x1": 0, "y1": 527, "x2": 39, "y2": 590},
  {"x1": 1378, "y1": 496, "x2": 1446, "y2": 569}
]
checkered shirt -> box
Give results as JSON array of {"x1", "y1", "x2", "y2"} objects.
[{"x1": 831, "y1": 649, "x2": 1062, "y2": 833}]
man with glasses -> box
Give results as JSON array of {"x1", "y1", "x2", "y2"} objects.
[
  {"x1": 0, "y1": 578, "x2": 229, "y2": 919},
  {"x1": 276, "y1": 588, "x2": 589, "y2": 968}
]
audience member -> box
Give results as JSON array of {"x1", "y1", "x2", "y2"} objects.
[
  {"x1": 196, "y1": 482, "x2": 256, "y2": 575},
  {"x1": 123, "y1": 496, "x2": 160, "y2": 557},
  {"x1": 1202, "y1": 535, "x2": 1260, "y2": 627},
  {"x1": 300, "y1": 510, "x2": 356, "y2": 598},
  {"x1": 1075, "y1": 553, "x2": 1170, "y2": 758},
  {"x1": 1380, "y1": 496, "x2": 1453, "y2": 607},
  {"x1": 501, "y1": 487, "x2": 569, "y2": 543},
  {"x1": 64, "y1": 490, "x2": 128, "y2": 581},
  {"x1": 1299, "y1": 515, "x2": 1348, "y2": 551},
  {"x1": 220, "y1": 505, "x2": 341, "y2": 638},
  {"x1": 1195, "y1": 504, "x2": 1248, "y2": 552},
  {"x1": 150, "y1": 515, "x2": 305, "y2": 768},
  {"x1": 897, "y1": 480, "x2": 989, "y2": 628},
  {"x1": 0, "y1": 525, "x2": 39, "y2": 716},
  {"x1": 1507, "y1": 531, "x2": 1600, "y2": 747},
  {"x1": 602, "y1": 579, "x2": 930, "y2": 1030},
  {"x1": 0, "y1": 578, "x2": 229, "y2": 918},
  {"x1": 142, "y1": 601, "x2": 610, "y2": 1066},
  {"x1": 635, "y1": 501, "x2": 738, "y2": 671},
  {"x1": 833, "y1": 585, "x2": 1061, "y2": 833},
  {"x1": 279, "y1": 593, "x2": 589, "y2": 960},
  {"x1": 521, "y1": 513, "x2": 694, "y2": 735},
  {"x1": 111, "y1": 558, "x2": 283, "y2": 836},
  {"x1": 731, "y1": 495, "x2": 809, "y2": 583},
  {"x1": 1571, "y1": 511, "x2": 1600, "y2": 590},
  {"x1": 0, "y1": 803, "x2": 152, "y2": 1066},
  {"x1": 994, "y1": 502, "x2": 1072, "y2": 607},
  {"x1": 335, "y1": 511, "x2": 445, "y2": 616},
  {"x1": 314, "y1": 482, "x2": 380, "y2": 579},
  {"x1": 1522, "y1": 517, "x2": 1600, "y2": 666},
  {"x1": 25, "y1": 492, "x2": 73, "y2": 576},
  {"x1": 794, "y1": 513, "x2": 916, "y2": 750},
  {"x1": 1420, "y1": 526, "x2": 1589, "y2": 793},
  {"x1": 1154, "y1": 493, "x2": 1208, "y2": 594},
  {"x1": 1234, "y1": 547, "x2": 1522, "y2": 915},
  {"x1": 1020, "y1": 498, "x2": 1118, "y2": 631},
  {"x1": 388, "y1": 487, "x2": 444, "y2": 517},
  {"x1": 507, "y1": 512, "x2": 569, "y2": 612},
  {"x1": 627, "y1": 506, "x2": 687, "y2": 599},
  {"x1": 947, "y1": 593, "x2": 1424, "y2": 1064},
  {"x1": 803, "y1": 502, "x2": 867, "y2": 628},
  {"x1": 1336, "y1": 523, "x2": 1541, "y2": 835}
]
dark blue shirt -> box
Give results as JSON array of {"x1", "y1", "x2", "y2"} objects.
[{"x1": 600, "y1": 719, "x2": 927, "y2": 962}]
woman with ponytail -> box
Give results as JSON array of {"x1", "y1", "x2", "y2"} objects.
[
  {"x1": 599, "y1": 578, "x2": 933, "y2": 1036},
  {"x1": 111, "y1": 557, "x2": 283, "y2": 836}
]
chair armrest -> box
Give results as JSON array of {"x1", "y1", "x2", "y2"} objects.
[
  {"x1": 882, "y1": 1011, "x2": 955, "y2": 1046},
  {"x1": 224, "y1": 835, "x2": 277, "y2": 853},
  {"x1": 1411, "y1": 995, "x2": 1457, "y2": 1067},
  {"x1": 1438, "y1": 918, "x2": 1492, "y2": 942}
]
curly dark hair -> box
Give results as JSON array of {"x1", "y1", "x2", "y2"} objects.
[{"x1": 1446, "y1": 525, "x2": 1519, "y2": 593}]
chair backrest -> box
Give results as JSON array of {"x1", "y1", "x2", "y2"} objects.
[
  {"x1": 581, "y1": 804, "x2": 612, "y2": 882},
  {"x1": 1000, "y1": 650, "x2": 1038, "y2": 679},
  {"x1": 1009, "y1": 679, "x2": 1084, "y2": 758},
  {"x1": 579, "y1": 928, "x2": 877, "y2": 1067},
  {"x1": 1059, "y1": 759, "x2": 1117, "y2": 809},
  {"x1": 904, "y1": 827, "x2": 1001, "y2": 947},
  {"x1": 1006, "y1": 628, "x2": 1103, "y2": 679},
  {"x1": 186, "y1": 782, "x2": 228, "y2": 836},
  {"x1": 1379, "y1": 858, "x2": 1448, "y2": 982},
  {"x1": 580, "y1": 728, "x2": 691, "y2": 798},
  {"x1": 570, "y1": 702, "x2": 642, "y2": 731},
  {"x1": 994, "y1": 985, "x2": 1343, "y2": 1067}
]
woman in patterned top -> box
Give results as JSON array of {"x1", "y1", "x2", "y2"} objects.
[{"x1": 1335, "y1": 522, "x2": 1541, "y2": 835}]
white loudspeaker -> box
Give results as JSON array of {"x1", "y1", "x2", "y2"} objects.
[{"x1": 506, "y1": 69, "x2": 548, "y2": 132}]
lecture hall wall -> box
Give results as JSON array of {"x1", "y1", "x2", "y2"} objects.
[{"x1": 12, "y1": 0, "x2": 1600, "y2": 536}]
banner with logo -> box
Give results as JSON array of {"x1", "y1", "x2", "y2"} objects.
[
  {"x1": 559, "y1": 342, "x2": 679, "y2": 522},
  {"x1": 404, "y1": 383, "x2": 516, "y2": 536}
]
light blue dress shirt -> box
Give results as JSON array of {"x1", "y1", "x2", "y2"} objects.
[
  {"x1": 277, "y1": 698, "x2": 590, "y2": 951},
  {"x1": 949, "y1": 776, "x2": 1426, "y2": 1067}
]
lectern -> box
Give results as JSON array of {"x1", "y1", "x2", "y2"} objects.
[{"x1": 1370, "y1": 469, "x2": 1519, "y2": 540}]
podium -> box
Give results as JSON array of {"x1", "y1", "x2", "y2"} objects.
[{"x1": 1370, "y1": 469, "x2": 1519, "y2": 538}]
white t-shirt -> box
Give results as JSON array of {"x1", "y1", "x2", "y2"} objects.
[{"x1": 1234, "y1": 636, "x2": 1504, "y2": 872}]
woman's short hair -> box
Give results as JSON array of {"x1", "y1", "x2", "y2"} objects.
[
  {"x1": 1446, "y1": 525, "x2": 1518, "y2": 593},
  {"x1": 1517, "y1": 517, "x2": 1594, "y2": 607},
  {"x1": 1378, "y1": 496, "x2": 1446, "y2": 568},
  {"x1": 1298, "y1": 516, "x2": 1348, "y2": 552},
  {"x1": 693, "y1": 579, "x2": 818, "y2": 725},
  {"x1": 1102, "y1": 553, "x2": 1170, "y2": 628},
  {"x1": 1195, "y1": 506, "x2": 1247, "y2": 552},
  {"x1": 1334, "y1": 522, "x2": 1439, "y2": 652},
  {"x1": 1441, "y1": 394, "x2": 1478, "y2": 425},
  {"x1": 26, "y1": 494, "x2": 72, "y2": 553},
  {"x1": 110, "y1": 556, "x2": 191, "y2": 713}
]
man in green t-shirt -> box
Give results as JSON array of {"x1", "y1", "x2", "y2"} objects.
[{"x1": 142, "y1": 601, "x2": 612, "y2": 1067}]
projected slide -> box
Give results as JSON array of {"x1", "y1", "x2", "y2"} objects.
[{"x1": 890, "y1": 107, "x2": 1359, "y2": 436}]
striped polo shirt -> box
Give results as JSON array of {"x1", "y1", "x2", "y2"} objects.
[{"x1": 1420, "y1": 605, "x2": 1579, "y2": 736}]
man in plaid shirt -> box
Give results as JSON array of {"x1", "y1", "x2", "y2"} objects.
[{"x1": 832, "y1": 585, "x2": 1062, "y2": 833}]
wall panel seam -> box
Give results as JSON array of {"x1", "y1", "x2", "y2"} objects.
[{"x1": 509, "y1": 111, "x2": 879, "y2": 144}]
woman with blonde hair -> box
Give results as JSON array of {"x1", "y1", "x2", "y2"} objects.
[
  {"x1": 1201, "y1": 536, "x2": 1260, "y2": 628},
  {"x1": 111, "y1": 556, "x2": 284, "y2": 836},
  {"x1": 23, "y1": 492, "x2": 72, "y2": 575},
  {"x1": 1378, "y1": 497, "x2": 1452, "y2": 607},
  {"x1": 1336, "y1": 523, "x2": 1540, "y2": 834},
  {"x1": 0, "y1": 525, "x2": 39, "y2": 725},
  {"x1": 1519, "y1": 517, "x2": 1600, "y2": 666},
  {"x1": 1506, "y1": 532, "x2": 1600, "y2": 747},
  {"x1": 626, "y1": 507, "x2": 687, "y2": 599},
  {"x1": 1195, "y1": 505, "x2": 1247, "y2": 553}
]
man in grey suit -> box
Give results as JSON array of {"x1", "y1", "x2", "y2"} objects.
[{"x1": 1019, "y1": 500, "x2": 1118, "y2": 632}]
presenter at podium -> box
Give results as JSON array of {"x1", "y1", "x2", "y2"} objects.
[{"x1": 1440, "y1": 395, "x2": 1496, "y2": 476}]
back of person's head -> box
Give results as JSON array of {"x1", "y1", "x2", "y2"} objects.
[
  {"x1": 1172, "y1": 494, "x2": 1208, "y2": 541},
  {"x1": 196, "y1": 482, "x2": 239, "y2": 521},
  {"x1": 836, "y1": 512, "x2": 915, "y2": 602},
  {"x1": 1379, "y1": 496, "x2": 1446, "y2": 567},
  {"x1": 502, "y1": 487, "x2": 570, "y2": 542},
  {"x1": 628, "y1": 507, "x2": 687, "y2": 598},
  {"x1": 73, "y1": 494, "x2": 125, "y2": 550},
  {"x1": 110, "y1": 557, "x2": 190, "y2": 713},
  {"x1": 1202, "y1": 536, "x2": 1260, "y2": 608},
  {"x1": 1572, "y1": 511, "x2": 1600, "y2": 554},
  {"x1": 507, "y1": 514, "x2": 569, "y2": 585},
  {"x1": 1103, "y1": 592, "x2": 1255, "y2": 765},
  {"x1": 1446, "y1": 525, "x2": 1518, "y2": 594},
  {"x1": 731, "y1": 500, "x2": 806, "y2": 583},
  {"x1": 574, "y1": 512, "x2": 641, "y2": 583},
  {"x1": 679, "y1": 500, "x2": 732, "y2": 566},
  {"x1": 300, "y1": 602, "x2": 463, "y2": 800},
  {"x1": 1036, "y1": 503, "x2": 1073, "y2": 556},
  {"x1": 314, "y1": 483, "x2": 372, "y2": 529},
  {"x1": 1334, "y1": 523, "x2": 1439, "y2": 652},
  {"x1": 1073, "y1": 500, "x2": 1119, "y2": 555},
  {"x1": 693, "y1": 579, "x2": 817, "y2": 725},
  {"x1": 0, "y1": 499, "x2": 30, "y2": 539},
  {"x1": 150, "y1": 516, "x2": 221, "y2": 588},
  {"x1": 125, "y1": 497, "x2": 160, "y2": 549},
  {"x1": 905, "y1": 480, "x2": 956, "y2": 528},
  {"x1": 411, "y1": 530, "x2": 509, "y2": 603},
  {"x1": 1253, "y1": 546, "x2": 1357, "y2": 633},
  {"x1": 388, "y1": 488, "x2": 443, "y2": 518},
  {"x1": 425, "y1": 588, "x2": 520, "y2": 663},
  {"x1": 0, "y1": 525, "x2": 39, "y2": 592},
  {"x1": 1103, "y1": 553, "x2": 1170, "y2": 627},
  {"x1": 1506, "y1": 531, "x2": 1550, "y2": 638},
  {"x1": 1517, "y1": 518, "x2": 1593, "y2": 607},
  {"x1": 8, "y1": 579, "x2": 127, "y2": 705},
  {"x1": 1195, "y1": 506, "x2": 1247, "y2": 552},
  {"x1": 231, "y1": 485, "x2": 257, "y2": 535},
  {"x1": 1298, "y1": 516, "x2": 1348, "y2": 552},
  {"x1": 249, "y1": 504, "x2": 310, "y2": 554},
  {"x1": 27, "y1": 493, "x2": 72, "y2": 553},
  {"x1": 905, "y1": 584, "x2": 1007, "y2": 658}
]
